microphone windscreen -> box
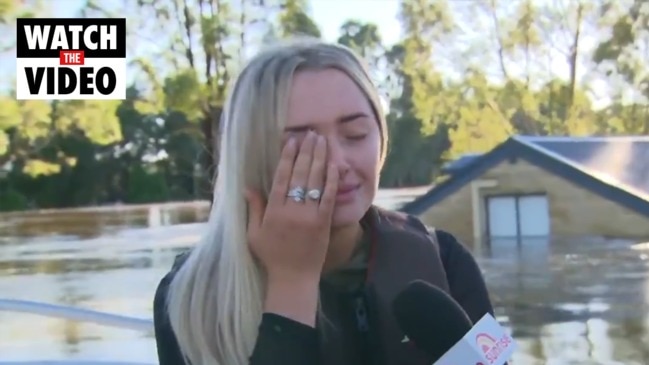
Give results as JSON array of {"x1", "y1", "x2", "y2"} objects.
[{"x1": 392, "y1": 280, "x2": 473, "y2": 361}]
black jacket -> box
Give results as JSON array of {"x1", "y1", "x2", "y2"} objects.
[{"x1": 153, "y1": 208, "x2": 496, "y2": 365}]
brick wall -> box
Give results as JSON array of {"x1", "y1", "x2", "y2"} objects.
[{"x1": 418, "y1": 158, "x2": 649, "y2": 249}]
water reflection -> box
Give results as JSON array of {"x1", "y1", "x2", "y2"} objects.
[
  {"x1": 0, "y1": 202, "x2": 210, "y2": 243},
  {"x1": 1, "y1": 195, "x2": 648, "y2": 364},
  {"x1": 476, "y1": 236, "x2": 649, "y2": 364}
]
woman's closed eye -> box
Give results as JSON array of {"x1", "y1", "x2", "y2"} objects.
[
  {"x1": 283, "y1": 129, "x2": 315, "y2": 145},
  {"x1": 346, "y1": 134, "x2": 367, "y2": 141},
  {"x1": 342, "y1": 127, "x2": 369, "y2": 141}
]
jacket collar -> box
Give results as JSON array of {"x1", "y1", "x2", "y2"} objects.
[{"x1": 360, "y1": 205, "x2": 451, "y2": 365}]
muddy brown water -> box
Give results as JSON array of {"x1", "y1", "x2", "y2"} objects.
[{"x1": 1, "y1": 190, "x2": 648, "y2": 364}]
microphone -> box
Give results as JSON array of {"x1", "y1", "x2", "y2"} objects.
[{"x1": 392, "y1": 280, "x2": 516, "y2": 365}]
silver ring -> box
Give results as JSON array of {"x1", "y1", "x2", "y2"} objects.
[
  {"x1": 306, "y1": 189, "x2": 322, "y2": 201},
  {"x1": 287, "y1": 186, "x2": 305, "y2": 203}
]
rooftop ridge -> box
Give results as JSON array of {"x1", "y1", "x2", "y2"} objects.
[
  {"x1": 515, "y1": 135, "x2": 649, "y2": 143},
  {"x1": 513, "y1": 136, "x2": 649, "y2": 201}
]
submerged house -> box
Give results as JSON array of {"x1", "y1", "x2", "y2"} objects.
[{"x1": 401, "y1": 135, "x2": 649, "y2": 250}]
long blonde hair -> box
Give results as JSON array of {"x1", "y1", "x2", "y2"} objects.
[{"x1": 165, "y1": 39, "x2": 388, "y2": 365}]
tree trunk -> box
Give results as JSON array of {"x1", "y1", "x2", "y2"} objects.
[{"x1": 200, "y1": 105, "x2": 222, "y2": 202}]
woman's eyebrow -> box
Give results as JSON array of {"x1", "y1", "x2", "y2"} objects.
[{"x1": 284, "y1": 112, "x2": 370, "y2": 132}]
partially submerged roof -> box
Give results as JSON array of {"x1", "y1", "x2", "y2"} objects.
[
  {"x1": 401, "y1": 135, "x2": 649, "y2": 217},
  {"x1": 518, "y1": 136, "x2": 649, "y2": 196},
  {"x1": 441, "y1": 153, "x2": 482, "y2": 174}
]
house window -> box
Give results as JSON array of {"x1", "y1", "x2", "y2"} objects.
[{"x1": 485, "y1": 194, "x2": 550, "y2": 238}]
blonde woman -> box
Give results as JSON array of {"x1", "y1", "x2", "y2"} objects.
[{"x1": 153, "y1": 39, "x2": 496, "y2": 365}]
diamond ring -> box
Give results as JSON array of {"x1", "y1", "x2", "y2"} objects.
[
  {"x1": 286, "y1": 186, "x2": 306, "y2": 203},
  {"x1": 306, "y1": 189, "x2": 322, "y2": 201}
]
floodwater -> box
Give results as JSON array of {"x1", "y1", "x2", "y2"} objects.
[{"x1": 1, "y1": 189, "x2": 648, "y2": 365}]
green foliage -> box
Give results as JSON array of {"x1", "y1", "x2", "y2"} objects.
[
  {"x1": 126, "y1": 166, "x2": 170, "y2": 204},
  {"x1": 0, "y1": 189, "x2": 28, "y2": 211},
  {"x1": 163, "y1": 69, "x2": 205, "y2": 122},
  {"x1": 1, "y1": 0, "x2": 648, "y2": 211},
  {"x1": 279, "y1": 0, "x2": 321, "y2": 38},
  {"x1": 338, "y1": 20, "x2": 381, "y2": 57}
]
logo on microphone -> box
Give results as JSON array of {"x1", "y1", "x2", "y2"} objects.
[
  {"x1": 476, "y1": 332, "x2": 513, "y2": 364},
  {"x1": 476, "y1": 333, "x2": 497, "y2": 353}
]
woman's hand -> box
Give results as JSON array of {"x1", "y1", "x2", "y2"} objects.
[{"x1": 245, "y1": 131, "x2": 338, "y2": 326}]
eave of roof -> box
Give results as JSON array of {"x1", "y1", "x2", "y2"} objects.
[{"x1": 400, "y1": 136, "x2": 649, "y2": 218}]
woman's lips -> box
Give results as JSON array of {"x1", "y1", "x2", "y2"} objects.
[{"x1": 336, "y1": 184, "x2": 360, "y2": 203}]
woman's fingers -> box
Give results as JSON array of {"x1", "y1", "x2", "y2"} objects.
[
  {"x1": 287, "y1": 131, "x2": 317, "y2": 204},
  {"x1": 319, "y1": 163, "x2": 338, "y2": 215},
  {"x1": 267, "y1": 131, "x2": 337, "y2": 221},
  {"x1": 246, "y1": 133, "x2": 337, "y2": 286},
  {"x1": 267, "y1": 137, "x2": 298, "y2": 208},
  {"x1": 245, "y1": 189, "x2": 264, "y2": 232},
  {"x1": 305, "y1": 135, "x2": 327, "y2": 206}
]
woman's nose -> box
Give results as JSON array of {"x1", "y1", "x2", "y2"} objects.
[{"x1": 327, "y1": 136, "x2": 350, "y2": 175}]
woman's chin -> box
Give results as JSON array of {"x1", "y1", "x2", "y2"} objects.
[{"x1": 331, "y1": 202, "x2": 369, "y2": 228}]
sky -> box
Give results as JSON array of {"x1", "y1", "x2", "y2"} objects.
[
  {"x1": 311, "y1": 0, "x2": 402, "y2": 45},
  {"x1": 2, "y1": 0, "x2": 614, "y2": 108},
  {"x1": 52, "y1": 0, "x2": 404, "y2": 44},
  {"x1": 1, "y1": 0, "x2": 403, "y2": 91}
]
